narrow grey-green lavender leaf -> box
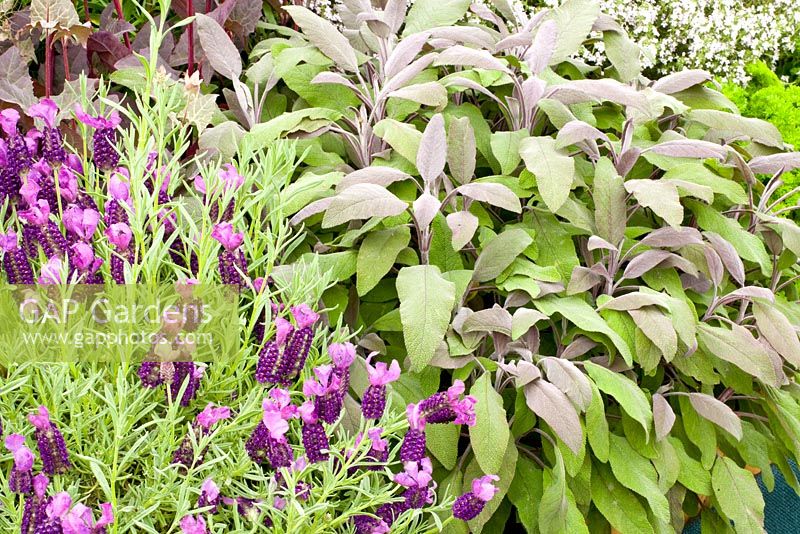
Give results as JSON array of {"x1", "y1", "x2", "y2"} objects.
[
  {"x1": 584, "y1": 361, "x2": 653, "y2": 438},
  {"x1": 472, "y1": 228, "x2": 533, "y2": 282},
  {"x1": 470, "y1": 373, "x2": 510, "y2": 474},
  {"x1": 356, "y1": 226, "x2": 411, "y2": 296},
  {"x1": 519, "y1": 136, "x2": 576, "y2": 212},
  {"x1": 712, "y1": 456, "x2": 766, "y2": 533},
  {"x1": 397, "y1": 265, "x2": 456, "y2": 371}
]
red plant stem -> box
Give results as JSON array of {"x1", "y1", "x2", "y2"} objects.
[
  {"x1": 187, "y1": 0, "x2": 195, "y2": 75},
  {"x1": 62, "y1": 38, "x2": 71, "y2": 82},
  {"x1": 205, "y1": 0, "x2": 212, "y2": 12},
  {"x1": 112, "y1": 0, "x2": 132, "y2": 51},
  {"x1": 45, "y1": 32, "x2": 53, "y2": 98},
  {"x1": 83, "y1": 0, "x2": 90, "y2": 22}
]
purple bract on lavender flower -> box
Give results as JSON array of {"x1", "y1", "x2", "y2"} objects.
[
  {"x1": 246, "y1": 389, "x2": 296, "y2": 469},
  {"x1": 298, "y1": 400, "x2": 329, "y2": 463},
  {"x1": 28, "y1": 406, "x2": 71, "y2": 475},
  {"x1": 5, "y1": 433, "x2": 34, "y2": 494},
  {"x1": 172, "y1": 403, "x2": 230, "y2": 467},
  {"x1": 452, "y1": 475, "x2": 499, "y2": 521},
  {"x1": 179, "y1": 514, "x2": 207, "y2": 534},
  {"x1": 0, "y1": 231, "x2": 35, "y2": 284},
  {"x1": 393, "y1": 458, "x2": 435, "y2": 510},
  {"x1": 28, "y1": 99, "x2": 65, "y2": 164},
  {"x1": 197, "y1": 478, "x2": 221, "y2": 513},
  {"x1": 21, "y1": 474, "x2": 49, "y2": 534},
  {"x1": 74, "y1": 105, "x2": 122, "y2": 170},
  {"x1": 256, "y1": 304, "x2": 318, "y2": 386},
  {"x1": 362, "y1": 357, "x2": 400, "y2": 420},
  {"x1": 211, "y1": 222, "x2": 247, "y2": 286},
  {"x1": 303, "y1": 365, "x2": 342, "y2": 425}
]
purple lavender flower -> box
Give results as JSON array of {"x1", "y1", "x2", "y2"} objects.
[
  {"x1": 353, "y1": 515, "x2": 390, "y2": 534},
  {"x1": 0, "y1": 109, "x2": 29, "y2": 201},
  {"x1": 222, "y1": 496, "x2": 262, "y2": 522},
  {"x1": 106, "y1": 222, "x2": 132, "y2": 284},
  {"x1": 246, "y1": 389, "x2": 296, "y2": 469},
  {"x1": 5, "y1": 433, "x2": 34, "y2": 494},
  {"x1": 418, "y1": 380, "x2": 477, "y2": 426},
  {"x1": 137, "y1": 361, "x2": 163, "y2": 388},
  {"x1": 256, "y1": 307, "x2": 318, "y2": 386},
  {"x1": 399, "y1": 404, "x2": 427, "y2": 463},
  {"x1": 452, "y1": 475, "x2": 499, "y2": 521},
  {"x1": 211, "y1": 223, "x2": 247, "y2": 286},
  {"x1": 362, "y1": 358, "x2": 400, "y2": 420},
  {"x1": 169, "y1": 362, "x2": 205, "y2": 407},
  {"x1": 62, "y1": 501, "x2": 114, "y2": 534},
  {"x1": 28, "y1": 99, "x2": 65, "y2": 164},
  {"x1": 74, "y1": 105, "x2": 122, "y2": 170},
  {"x1": 179, "y1": 515, "x2": 207, "y2": 534},
  {"x1": 38, "y1": 257, "x2": 63, "y2": 285},
  {"x1": 196, "y1": 164, "x2": 243, "y2": 221},
  {"x1": 303, "y1": 366, "x2": 343, "y2": 425},
  {"x1": 28, "y1": 406, "x2": 71, "y2": 475},
  {"x1": 394, "y1": 458, "x2": 434, "y2": 510},
  {"x1": 36, "y1": 490, "x2": 71, "y2": 533},
  {"x1": 21, "y1": 474, "x2": 49, "y2": 534},
  {"x1": 1, "y1": 231, "x2": 34, "y2": 284},
  {"x1": 365, "y1": 427, "x2": 389, "y2": 469},
  {"x1": 298, "y1": 401, "x2": 329, "y2": 463},
  {"x1": 329, "y1": 341, "x2": 356, "y2": 410},
  {"x1": 69, "y1": 243, "x2": 104, "y2": 284},
  {"x1": 173, "y1": 404, "x2": 230, "y2": 467},
  {"x1": 63, "y1": 207, "x2": 100, "y2": 242},
  {"x1": 197, "y1": 478, "x2": 221, "y2": 513}
]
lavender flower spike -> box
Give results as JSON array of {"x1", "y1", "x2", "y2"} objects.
[
  {"x1": 62, "y1": 501, "x2": 114, "y2": 533},
  {"x1": 28, "y1": 99, "x2": 65, "y2": 164},
  {"x1": 298, "y1": 400, "x2": 329, "y2": 463},
  {"x1": 1, "y1": 231, "x2": 34, "y2": 284},
  {"x1": 28, "y1": 405, "x2": 71, "y2": 475},
  {"x1": 304, "y1": 365, "x2": 343, "y2": 424},
  {"x1": 400, "y1": 403, "x2": 427, "y2": 462},
  {"x1": 211, "y1": 222, "x2": 247, "y2": 286},
  {"x1": 21, "y1": 474, "x2": 49, "y2": 534},
  {"x1": 179, "y1": 515, "x2": 207, "y2": 534},
  {"x1": 198, "y1": 478, "x2": 221, "y2": 513},
  {"x1": 452, "y1": 475, "x2": 500, "y2": 521},
  {"x1": 394, "y1": 458, "x2": 435, "y2": 510},
  {"x1": 37, "y1": 491, "x2": 72, "y2": 533},
  {"x1": 5, "y1": 433, "x2": 34, "y2": 494},
  {"x1": 246, "y1": 389, "x2": 296, "y2": 468},
  {"x1": 74, "y1": 104, "x2": 122, "y2": 170},
  {"x1": 173, "y1": 403, "x2": 230, "y2": 467},
  {"x1": 362, "y1": 357, "x2": 400, "y2": 420}
]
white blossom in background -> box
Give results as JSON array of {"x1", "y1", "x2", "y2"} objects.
[{"x1": 536, "y1": 0, "x2": 800, "y2": 83}]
